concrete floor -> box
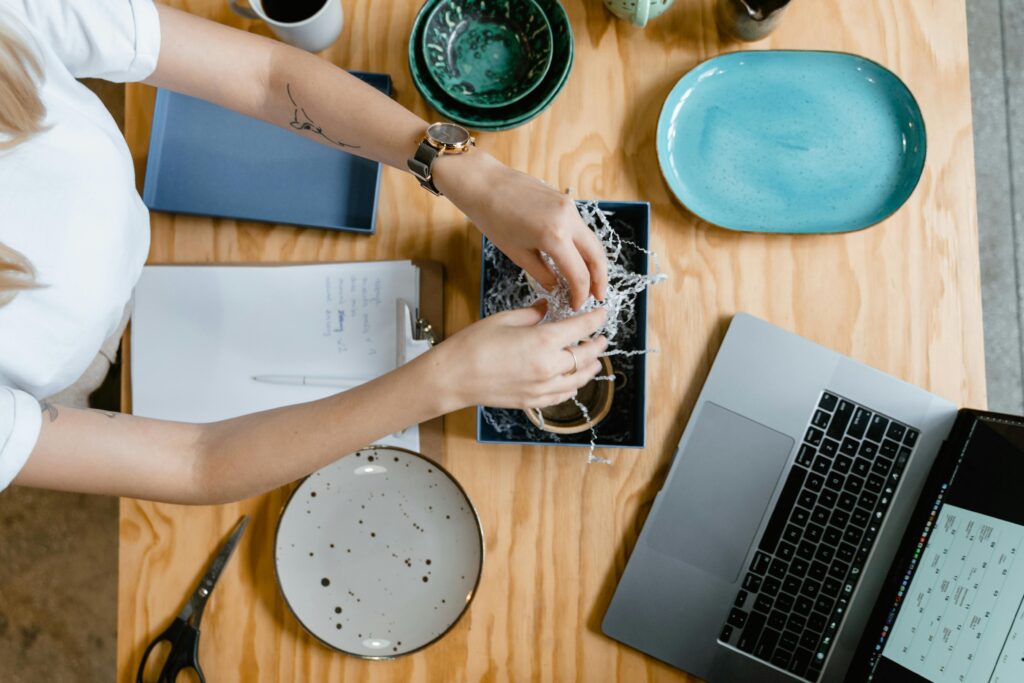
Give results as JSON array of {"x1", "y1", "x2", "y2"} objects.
[
  {"x1": 0, "y1": 488, "x2": 118, "y2": 682},
  {"x1": 2, "y1": 4, "x2": 1023, "y2": 680},
  {"x1": 971, "y1": 0, "x2": 1024, "y2": 415}
]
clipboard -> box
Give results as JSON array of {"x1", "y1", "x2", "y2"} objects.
[
  {"x1": 123, "y1": 259, "x2": 445, "y2": 461},
  {"x1": 411, "y1": 259, "x2": 445, "y2": 460}
]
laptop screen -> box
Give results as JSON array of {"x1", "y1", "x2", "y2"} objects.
[{"x1": 848, "y1": 412, "x2": 1024, "y2": 682}]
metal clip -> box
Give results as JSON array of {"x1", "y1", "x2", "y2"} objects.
[{"x1": 415, "y1": 318, "x2": 436, "y2": 345}]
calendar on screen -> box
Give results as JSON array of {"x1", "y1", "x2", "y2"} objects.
[
  {"x1": 854, "y1": 414, "x2": 1024, "y2": 683},
  {"x1": 885, "y1": 505, "x2": 1024, "y2": 682}
]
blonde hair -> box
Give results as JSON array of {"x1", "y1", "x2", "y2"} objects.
[{"x1": 0, "y1": 15, "x2": 46, "y2": 300}]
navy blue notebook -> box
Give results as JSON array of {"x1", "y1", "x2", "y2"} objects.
[{"x1": 142, "y1": 71, "x2": 391, "y2": 234}]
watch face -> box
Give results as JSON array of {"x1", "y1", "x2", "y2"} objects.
[{"x1": 427, "y1": 122, "x2": 471, "y2": 147}]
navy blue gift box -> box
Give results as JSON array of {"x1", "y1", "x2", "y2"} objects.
[{"x1": 477, "y1": 201, "x2": 651, "y2": 450}]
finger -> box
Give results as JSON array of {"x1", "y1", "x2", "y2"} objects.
[
  {"x1": 540, "y1": 359, "x2": 604, "y2": 395},
  {"x1": 527, "y1": 390, "x2": 579, "y2": 409},
  {"x1": 546, "y1": 307, "x2": 606, "y2": 346},
  {"x1": 546, "y1": 241, "x2": 591, "y2": 310},
  {"x1": 494, "y1": 301, "x2": 547, "y2": 327},
  {"x1": 557, "y1": 358, "x2": 602, "y2": 389},
  {"x1": 575, "y1": 232, "x2": 609, "y2": 301},
  {"x1": 516, "y1": 250, "x2": 559, "y2": 292},
  {"x1": 556, "y1": 336, "x2": 608, "y2": 375}
]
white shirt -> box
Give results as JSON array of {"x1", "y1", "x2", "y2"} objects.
[{"x1": 0, "y1": 0, "x2": 161, "y2": 490}]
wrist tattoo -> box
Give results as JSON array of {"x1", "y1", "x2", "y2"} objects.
[
  {"x1": 39, "y1": 400, "x2": 58, "y2": 423},
  {"x1": 286, "y1": 83, "x2": 360, "y2": 149}
]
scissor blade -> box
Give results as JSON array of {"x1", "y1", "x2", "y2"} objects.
[{"x1": 189, "y1": 515, "x2": 249, "y2": 624}]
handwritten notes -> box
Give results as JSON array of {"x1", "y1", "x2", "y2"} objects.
[
  {"x1": 324, "y1": 273, "x2": 384, "y2": 356},
  {"x1": 884, "y1": 504, "x2": 1024, "y2": 682},
  {"x1": 132, "y1": 262, "x2": 421, "y2": 451}
]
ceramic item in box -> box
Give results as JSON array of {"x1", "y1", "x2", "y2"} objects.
[
  {"x1": 275, "y1": 446, "x2": 483, "y2": 658},
  {"x1": 525, "y1": 356, "x2": 616, "y2": 434},
  {"x1": 422, "y1": 0, "x2": 553, "y2": 108},
  {"x1": 656, "y1": 51, "x2": 926, "y2": 234}
]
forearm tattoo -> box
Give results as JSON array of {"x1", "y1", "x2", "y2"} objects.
[
  {"x1": 286, "y1": 83, "x2": 360, "y2": 149},
  {"x1": 39, "y1": 400, "x2": 58, "y2": 423},
  {"x1": 38, "y1": 401, "x2": 118, "y2": 422}
]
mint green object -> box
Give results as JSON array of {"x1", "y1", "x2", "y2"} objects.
[
  {"x1": 602, "y1": 0, "x2": 674, "y2": 27},
  {"x1": 422, "y1": 0, "x2": 553, "y2": 109},
  {"x1": 409, "y1": 0, "x2": 573, "y2": 131},
  {"x1": 656, "y1": 51, "x2": 927, "y2": 234}
]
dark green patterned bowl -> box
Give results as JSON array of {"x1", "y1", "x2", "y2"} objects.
[
  {"x1": 422, "y1": 0, "x2": 553, "y2": 109},
  {"x1": 410, "y1": 0, "x2": 574, "y2": 131}
]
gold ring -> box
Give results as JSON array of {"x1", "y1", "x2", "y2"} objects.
[{"x1": 564, "y1": 347, "x2": 578, "y2": 376}]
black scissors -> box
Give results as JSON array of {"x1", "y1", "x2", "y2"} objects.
[{"x1": 136, "y1": 516, "x2": 249, "y2": 683}]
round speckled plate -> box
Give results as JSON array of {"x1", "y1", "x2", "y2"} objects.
[{"x1": 274, "y1": 446, "x2": 483, "y2": 658}]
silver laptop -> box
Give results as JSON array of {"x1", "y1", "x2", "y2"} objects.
[{"x1": 603, "y1": 313, "x2": 973, "y2": 682}]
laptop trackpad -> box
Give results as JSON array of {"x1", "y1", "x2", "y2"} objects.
[{"x1": 645, "y1": 402, "x2": 794, "y2": 582}]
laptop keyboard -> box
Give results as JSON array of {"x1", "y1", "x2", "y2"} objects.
[{"x1": 717, "y1": 392, "x2": 919, "y2": 681}]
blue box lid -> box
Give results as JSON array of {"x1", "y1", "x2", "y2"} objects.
[{"x1": 142, "y1": 72, "x2": 391, "y2": 234}]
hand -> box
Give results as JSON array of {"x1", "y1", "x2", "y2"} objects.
[
  {"x1": 434, "y1": 151, "x2": 609, "y2": 310},
  {"x1": 425, "y1": 304, "x2": 607, "y2": 412}
]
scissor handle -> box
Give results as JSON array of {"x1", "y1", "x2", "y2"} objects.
[{"x1": 136, "y1": 618, "x2": 206, "y2": 683}]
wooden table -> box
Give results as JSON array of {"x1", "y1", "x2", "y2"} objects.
[{"x1": 117, "y1": 1, "x2": 984, "y2": 680}]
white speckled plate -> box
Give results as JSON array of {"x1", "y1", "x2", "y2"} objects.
[{"x1": 274, "y1": 446, "x2": 483, "y2": 658}]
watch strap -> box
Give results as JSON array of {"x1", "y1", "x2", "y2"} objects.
[{"x1": 407, "y1": 141, "x2": 442, "y2": 196}]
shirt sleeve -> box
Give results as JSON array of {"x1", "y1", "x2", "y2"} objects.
[
  {"x1": 0, "y1": 386, "x2": 42, "y2": 491},
  {"x1": 5, "y1": 0, "x2": 161, "y2": 82}
]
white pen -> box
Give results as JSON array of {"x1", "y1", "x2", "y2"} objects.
[{"x1": 252, "y1": 374, "x2": 369, "y2": 388}]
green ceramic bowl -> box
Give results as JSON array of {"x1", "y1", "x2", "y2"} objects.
[
  {"x1": 409, "y1": 0, "x2": 574, "y2": 131},
  {"x1": 422, "y1": 0, "x2": 553, "y2": 109}
]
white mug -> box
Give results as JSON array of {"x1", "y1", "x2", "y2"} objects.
[{"x1": 229, "y1": 0, "x2": 343, "y2": 53}]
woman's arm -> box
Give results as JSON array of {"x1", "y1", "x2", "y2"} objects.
[
  {"x1": 19, "y1": 352, "x2": 441, "y2": 504},
  {"x1": 144, "y1": 5, "x2": 607, "y2": 309},
  {"x1": 14, "y1": 307, "x2": 606, "y2": 504}
]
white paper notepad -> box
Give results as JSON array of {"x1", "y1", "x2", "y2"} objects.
[{"x1": 131, "y1": 261, "x2": 421, "y2": 452}]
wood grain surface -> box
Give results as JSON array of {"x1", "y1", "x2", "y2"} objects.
[{"x1": 117, "y1": 1, "x2": 984, "y2": 681}]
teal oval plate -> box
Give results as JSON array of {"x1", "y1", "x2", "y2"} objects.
[{"x1": 656, "y1": 51, "x2": 926, "y2": 234}]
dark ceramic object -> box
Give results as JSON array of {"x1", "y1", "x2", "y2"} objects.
[
  {"x1": 422, "y1": 0, "x2": 553, "y2": 108},
  {"x1": 525, "y1": 356, "x2": 615, "y2": 434},
  {"x1": 409, "y1": 0, "x2": 573, "y2": 131}
]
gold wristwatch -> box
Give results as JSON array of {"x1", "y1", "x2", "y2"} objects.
[{"x1": 407, "y1": 122, "x2": 475, "y2": 196}]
